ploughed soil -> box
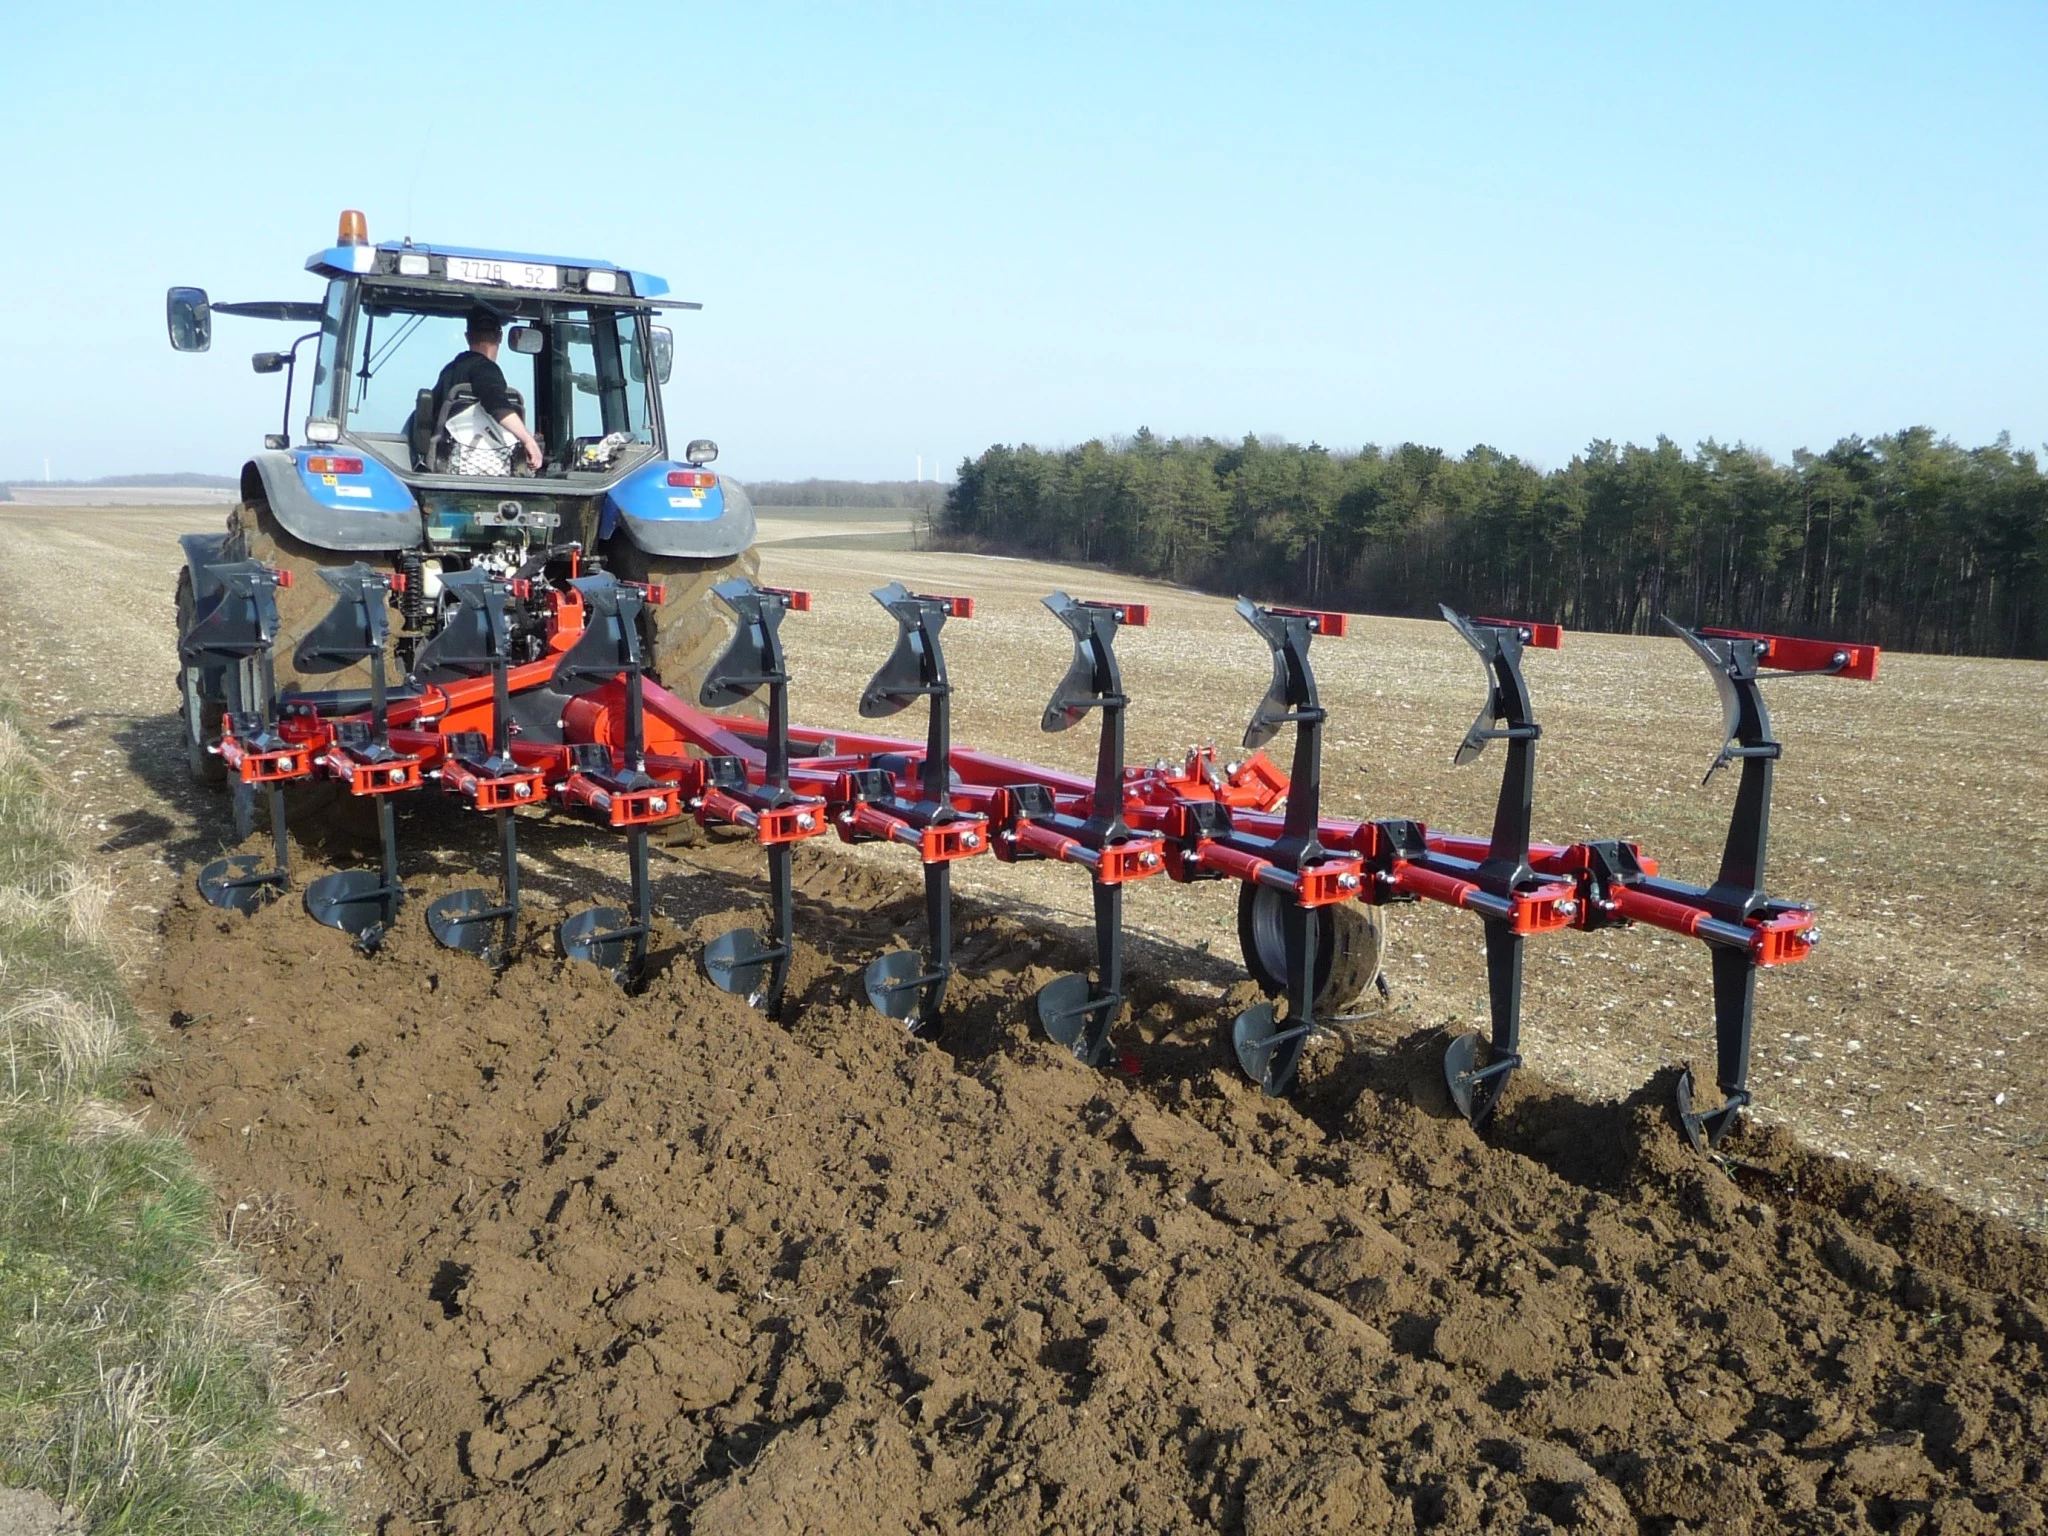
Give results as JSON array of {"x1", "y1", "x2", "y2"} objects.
[{"x1": 142, "y1": 827, "x2": 2048, "y2": 1534}]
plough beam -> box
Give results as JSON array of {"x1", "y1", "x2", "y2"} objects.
[
  {"x1": 554, "y1": 576, "x2": 677, "y2": 984},
  {"x1": 186, "y1": 560, "x2": 304, "y2": 912},
  {"x1": 1654, "y1": 620, "x2": 1875, "y2": 1149},
  {"x1": 1223, "y1": 601, "x2": 1357, "y2": 1096},
  {"x1": 854, "y1": 584, "x2": 984, "y2": 1031},
  {"x1": 1437, "y1": 610, "x2": 1558, "y2": 1129},
  {"x1": 298, "y1": 566, "x2": 411, "y2": 949},
  {"x1": 1026, "y1": 594, "x2": 1163, "y2": 1065},
  {"x1": 420, "y1": 571, "x2": 532, "y2": 966},
  {"x1": 699, "y1": 579, "x2": 822, "y2": 1015}
]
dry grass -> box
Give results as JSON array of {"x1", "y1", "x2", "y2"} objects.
[{"x1": 0, "y1": 693, "x2": 332, "y2": 1533}]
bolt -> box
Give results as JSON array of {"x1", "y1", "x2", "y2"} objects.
[
  {"x1": 388, "y1": 768, "x2": 407, "y2": 784},
  {"x1": 513, "y1": 782, "x2": 532, "y2": 799},
  {"x1": 840, "y1": 809, "x2": 856, "y2": 824},
  {"x1": 276, "y1": 756, "x2": 292, "y2": 771},
  {"x1": 1140, "y1": 851, "x2": 1161, "y2": 868},
  {"x1": 961, "y1": 830, "x2": 981, "y2": 849},
  {"x1": 1555, "y1": 899, "x2": 1578, "y2": 918},
  {"x1": 796, "y1": 812, "x2": 816, "y2": 831},
  {"x1": 1800, "y1": 927, "x2": 1821, "y2": 947},
  {"x1": 1225, "y1": 761, "x2": 1242, "y2": 777},
  {"x1": 1338, "y1": 872, "x2": 1360, "y2": 890},
  {"x1": 649, "y1": 797, "x2": 668, "y2": 814}
]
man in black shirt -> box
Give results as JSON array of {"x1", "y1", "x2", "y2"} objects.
[{"x1": 432, "y1": 310, "x2": 545, "y2": 471}]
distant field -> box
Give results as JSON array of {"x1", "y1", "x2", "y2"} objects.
[{"x1": 751, "y1": 503, "x2": 924, "y2": 551}]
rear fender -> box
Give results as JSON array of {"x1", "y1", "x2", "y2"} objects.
[
  {"x1": 247, "y1": 449, "x2": 420, "y2": 552},
  {"x1": 600, "y1": 460, "x2": 755, "y2": 558}
]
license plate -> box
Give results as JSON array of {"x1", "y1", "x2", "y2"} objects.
[{"x1": 446, "y1": 256, "x2": 559, "y2": 290}]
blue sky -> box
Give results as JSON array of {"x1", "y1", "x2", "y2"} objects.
[{"x1": 1, "y1": 1, "x2": 2042, "y2": 482}]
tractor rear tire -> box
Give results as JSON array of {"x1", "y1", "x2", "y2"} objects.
[
  {"x1": 224, "y1": 498, "x2": 391, "y2": 845},
  {"x1": 227, "y1": 498, "x2": 401, "y2": 696},
  {"x1": 1237, "y1": 885, "x2": 1386, "y2": 1015},
  {"x1": 602, "y1": 537, "x2": 760, "y2": 703},
  {"x1": 174, "y1": 567, "x2": 226, "y2": 784}
]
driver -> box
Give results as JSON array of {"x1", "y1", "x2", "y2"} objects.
[{"x1": 432, "y1": 309, "x2": 545, "y2": 471}]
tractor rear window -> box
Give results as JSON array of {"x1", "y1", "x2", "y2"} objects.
[{"x1": 346, "y1": 309, "x2": 535, "y2": 438}]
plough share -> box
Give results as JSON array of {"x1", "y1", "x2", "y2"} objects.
[{"x1": 176, "y1": 542, "x2": 1877, "y2": 1150}]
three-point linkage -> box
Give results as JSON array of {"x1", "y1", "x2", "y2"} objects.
[
  {"x1": 184, "y1": 557, "x2": 308, "y2": 913},
  {"x1": 845, "y1": 583, "x2": 986, "y2": 1032},
  {"x1": 698, "y1": 578, "x2": 827, "y2": 1015},
  {"x1": 1014, "y1": 594, "x2": 1166, "y2": 1066},
  {"x1": 418, "y1": 570, "x2": 545, "y2": 967},
  {"x1": 298, "y1": 565, "x2": 420, "y2": 949},
  {"x1": 554, "y1": 575, "x2": 683, "y2": 984}
]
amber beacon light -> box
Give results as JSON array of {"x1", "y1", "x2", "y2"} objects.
[{"x1": 337, "y1": 209, "x2": 368, "y2": 246}]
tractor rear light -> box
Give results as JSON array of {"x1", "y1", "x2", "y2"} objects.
[
  {"x1": 305, "y1": 456, "x2": 363, "y2": 476},
  {"x1": 584, "y1": 270, "x2": 619, "y2": 294},
  {"x1": 666, "y1": 470, "x2": 718, "y2": 489},
  {"x1": 337, "y1": 209, "x2": 368, "y2": 246},
  {"x1": 306, "y1": 418, "x2": 341, "y2": 444},
  {"x1": 396, "y1": 252, "x2": 430, "y2": 278},
  {"x1": 762, "y1": 585, "x2": 812, "y2": 612}
]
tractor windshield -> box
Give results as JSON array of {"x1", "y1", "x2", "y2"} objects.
[{"x1": 337, "y1": 288, "x2": 658, "y2": 475}]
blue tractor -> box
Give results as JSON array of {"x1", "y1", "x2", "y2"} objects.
[{"x1": 167, "y1": 208, "x2": 756, "y2": 776}]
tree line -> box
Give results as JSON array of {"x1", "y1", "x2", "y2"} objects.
[{"x1": 940, "y1": 428, "x2": 2048, "y2": 658}]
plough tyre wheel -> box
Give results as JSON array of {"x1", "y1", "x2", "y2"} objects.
[
  {"x1": 174, "y1": 568, "x2": 225, "y2": 784},
  {"x1": 1237, "y1": 884, "x2": 1385, "y2": 1014},
  {"x1": 603, "y1": 538, "x2": 761, "y2": 704},
  {"x1": 228, "y1": 499, "x2": 401, "y2": 696}
]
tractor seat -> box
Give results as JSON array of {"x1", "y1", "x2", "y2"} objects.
[{"x1": 405, "y1": 388, "x2": 435, "y2": 471}]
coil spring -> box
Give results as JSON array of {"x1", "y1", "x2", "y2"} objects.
[{"x1": 396, "y1": 551, "x2": 429, "y2": 633}]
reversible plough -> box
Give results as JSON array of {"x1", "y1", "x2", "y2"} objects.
[{"x1": 177, "y1": 548, "x2": 1878, "y2": 1149}]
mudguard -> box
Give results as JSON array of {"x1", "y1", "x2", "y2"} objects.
[
  {"x1": 247, "y1": 449, "x2": 420, "y2": 551},
  {"x1": 600, "y1": 461, "x2": 756, "y2": 559}
]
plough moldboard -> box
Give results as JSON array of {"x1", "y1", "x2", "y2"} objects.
[{"x1": 175, "y1": 544, "x2": 1880, "y2": 1151}]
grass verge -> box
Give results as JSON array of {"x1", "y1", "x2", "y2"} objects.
[{"x1": 0, "y1": 705, "x2": 332, "y2": 1532}]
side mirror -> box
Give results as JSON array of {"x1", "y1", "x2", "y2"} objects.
[
  {"x1": 263, "y1": 434, "x2": 290, "y2": 451},
  {"x1": 252, "y1": 352, "x2": 287, "y2": 374},
  {"x1": 651, "y1": 326, "x2": 673, "y2": 385},
  {"x1": 167, "y1": 287, "x2": 212, "y2": 352},
  {"x1": 685, "y1": 438, "x2": 717, "y2": 467},
  {"x1": 507, "y1": 325, "x2": 543, "y2": 356}
]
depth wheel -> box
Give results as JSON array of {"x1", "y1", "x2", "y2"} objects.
[
  {"x1": 1236, "y1": 884, "x2": 1386, "y2": 1014},
  {"x1": 174, "y1": 568, "x2": 226, "y2": 785},
  {"x1": 602, "y1": 537, "x2": 760, "y2": 703}
]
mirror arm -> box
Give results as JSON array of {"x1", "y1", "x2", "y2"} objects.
[{"x1": 278, "y1": 329, "x2": 321, "y2": 448}]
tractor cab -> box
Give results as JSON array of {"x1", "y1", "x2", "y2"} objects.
[{"x1": 166, "y1": 209, "x2": 750, "y2": 568}]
